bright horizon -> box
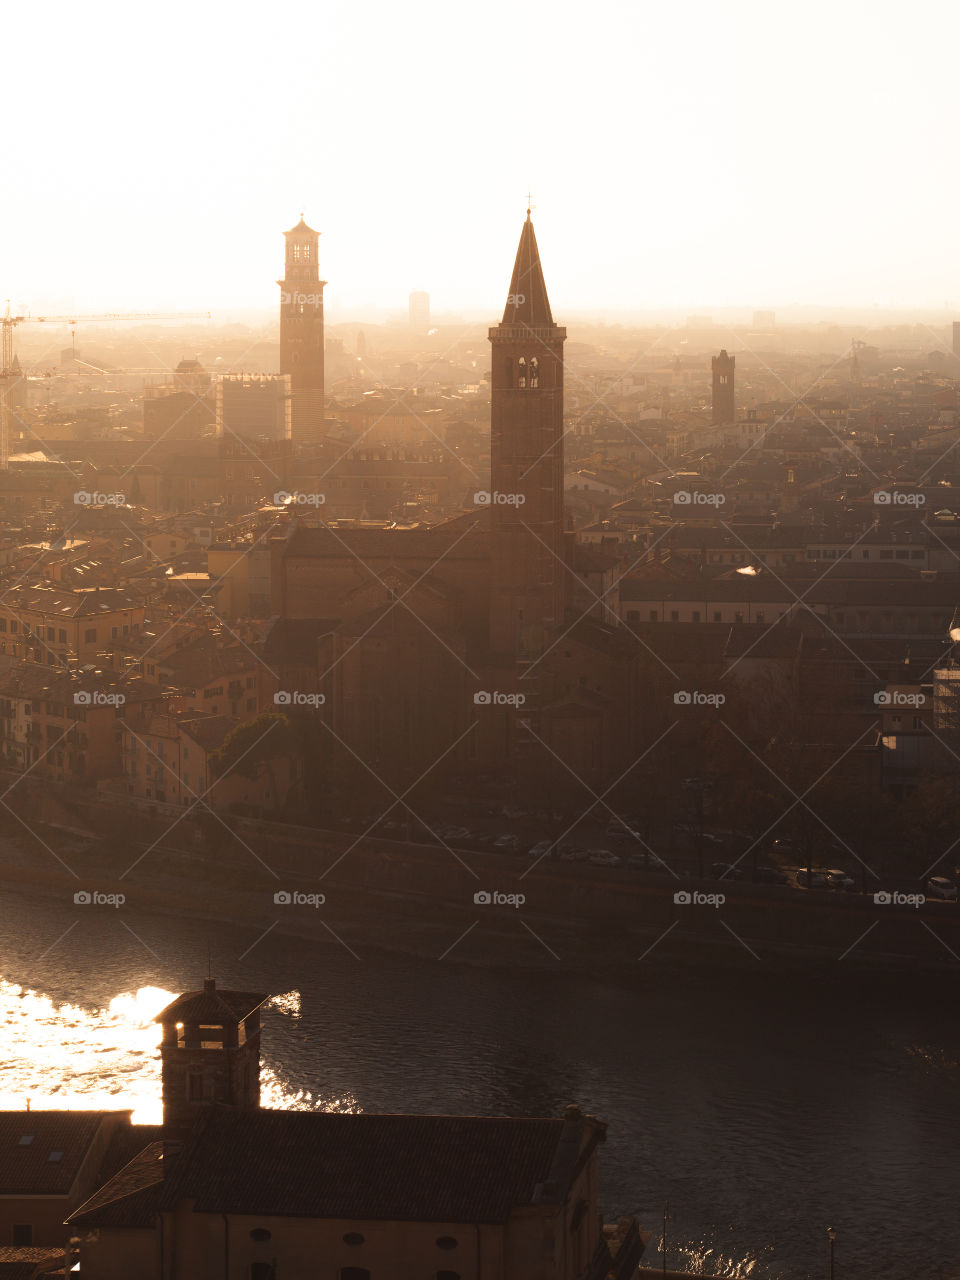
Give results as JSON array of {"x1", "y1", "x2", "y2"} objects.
[{"x1": 6, "y1": 0, "x2": 960, "y2": 316}]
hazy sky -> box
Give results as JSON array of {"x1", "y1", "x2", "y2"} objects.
[{"x1": 6, "y1": 0, "x2": 960, "y2": 317}]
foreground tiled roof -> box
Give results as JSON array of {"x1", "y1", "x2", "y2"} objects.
[
  {"x1": 161, "y1": 1109, "x2": 602, "y2": 1222},
  {"x1": 0, "y1": 1111, "x2": 128, "y2": 1195},
  {"x1": 67, "y1": 1142, "x2": 164, "y2": 1229},
  {"x1": 155, "y1": 980, "x2": 267, "y2": 1025}
]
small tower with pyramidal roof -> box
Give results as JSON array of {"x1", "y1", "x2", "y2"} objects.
[
  {"x1": 155, "y1": 978, "x2": 268, "y2": 1140},
  {"x1": 488, "y1": 207, "x2": 567, "y2": 660}
]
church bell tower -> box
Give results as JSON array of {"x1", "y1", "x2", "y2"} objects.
[
  {"x1": 488, "y1": 210, "x2": 566, "y2": 660},
  {"x1": 155, "y1": 978, "x2": 267, "y2": 1141},
  {"x1": 279, "y1": 216, "x2": 326, "y2": 445}
]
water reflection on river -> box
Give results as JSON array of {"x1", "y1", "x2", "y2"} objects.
[{"x1": 0, "y1": 889, "x2": 956, "y2": 1279}]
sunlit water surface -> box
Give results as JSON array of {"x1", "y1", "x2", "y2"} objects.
[{"x1": 1, "y1": 890, "x2": 957, "y2": 1279}]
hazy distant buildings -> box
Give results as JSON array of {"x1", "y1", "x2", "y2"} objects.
[
  {"x1": 142, "y1": 358, "x2": 215, "y2": 442},
  {"x1": 712, "y1": 348, "x2": 735, "y2": 424},
  {"x1": 753, "y1": 309, "x2": 776, "y2": 328},
  {"x1": 409, "y1": 289, "x2": 430, "y2": 329},
  {"x1": 952, "y1": 320, "x2": 960, "y2": 358},
  {"x1": 278, "y1": 216, "x2": 325, "y2": 444},
  {"x1": 215, "y1": 373, "x2": 291, "y2": 441}
]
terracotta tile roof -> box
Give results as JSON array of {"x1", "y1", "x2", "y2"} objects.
[
  {"x1": 160, "y1": 1109, "x2": 603, "y2": 1222},
  {"x1": 0, "y1": 1111, "x2": 129, "y2": 1195},
  {"x1": 66, "y1": 1142, "x2": 164, "y2": 1229},
  {"x1": 155, "y1": 980, "x2": 267, "y2": 1025}
]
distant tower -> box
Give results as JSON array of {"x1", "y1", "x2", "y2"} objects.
[
  {"x1": 279, "y1": 217, "x2": 326, "y2": 445},
  {"x1": 409, "y1": 290, "x2": 430, "y2": 330},
  {"x1": 952, "y1": 321, "x2": 960, "y2": 359},
  {"x1": 488, "y1": 209, "x2": 566, "y2": 659},
  {"x1": 712, "y1": 349, "x2": 735, "y2": 425},
  {"x1": 155, "y1": 978, "x2": 267, "y2": 1141}
]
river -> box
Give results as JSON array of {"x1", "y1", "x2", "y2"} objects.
[{"x1": 0, "y1": 887, "x2": 956, "y2": 1279}]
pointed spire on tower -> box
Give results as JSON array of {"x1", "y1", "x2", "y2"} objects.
[{"x1": 502, "y1": 212, "x2": 554, "y2": 327}]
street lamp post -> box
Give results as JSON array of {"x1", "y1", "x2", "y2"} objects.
[{"x1": 827, "y1": 1226, "x2": 836, "y2": 1280}]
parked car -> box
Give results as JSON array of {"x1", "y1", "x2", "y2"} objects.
[
  {"x1": 754, "y1": 865, "x2": 787, "y2": 885},
  {"x1": 825, "y1": 869, "x2": 856, "y2": 892},
  {"x1": 711, "y1": 861, "x2": 743, "y2": 881},
  {"x1": 606, "y1": 820, "x2": 640, "y2": 840},
  {"x1": 528, "y1": 840, "x2": 553, "y2": 859},
  {"x1": 493, "y1": 834, "x2": 521, "y2": 852},
  {"x1": 795, "y1": 868, "x2": 827, "y2": 889},
  {"x1": 587, "y1": 849, "x2": 621, "y2": 866},
  {"x1": 927, "y1": 876, "x2": 958, "y2": 901}
]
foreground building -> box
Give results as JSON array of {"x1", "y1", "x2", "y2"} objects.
[{"x1": 57, "y1": 978, "x2": 645, "y2": 1279}]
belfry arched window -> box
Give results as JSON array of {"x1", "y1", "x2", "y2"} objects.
[
  {"x1": 517, "y1": 356, "x2": 526, "y2": 388},
  {"x1": 529, "y1": 356, "x2": 539, "y2": 388}
]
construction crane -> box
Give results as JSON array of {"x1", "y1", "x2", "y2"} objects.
[{"x1": 0, "y1": 305, "x2": 210, "y2": 469}]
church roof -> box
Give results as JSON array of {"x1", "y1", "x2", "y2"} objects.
[
  {"x1": 155, "y1": 978, "x2": 267, "y2": 1025},
  {"x1": 501, "y1": 212, "x2": 554, "y2": 326},
  {"x1": 285, "y1": 216, "x2": 319, "y2": 236},
  {"x1": 67, "y1": 1142, "x2": 165, "y2": 1229},
  {"x1": 159, "y1": 1107, "x2": 605, "y2": 1222},
  {"x1": 0, "y1": 1111, "x2": 132, "y2": 1195}
]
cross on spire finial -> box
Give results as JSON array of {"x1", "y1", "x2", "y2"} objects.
[{"x1": 526, "y1": 191, "x2": 535, "y2": 220}]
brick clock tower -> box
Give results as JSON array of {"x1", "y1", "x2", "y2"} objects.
[
  {"x1": 156, "y1": 978, "x2": 267, "y2": 1141},
  {"x1": 488, "y1": 211, "x2": 566, "y2": 660},
  {"x1": 279, "y1": 216, "x2": 326, "y2": 445},
  {"x1": 712, "y1": 349, "x2": 735, "y2": 425}
]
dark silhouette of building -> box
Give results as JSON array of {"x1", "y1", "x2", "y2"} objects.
[
  {"x1": 279, "y1": 216, "x2": 325, "y2": 444},
  {"x1": 156, "y1": 977, "x2": 266, "y2": 1144},
  {"x1": 489, "y1": 210, "x2": 567, "y2": 659},
  {"x1": 712, "y1": 349, "x2": 735, "y2": 425}
]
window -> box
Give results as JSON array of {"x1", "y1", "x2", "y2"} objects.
[
  {"x1": 342, "y1": 1233, "x2": 365, "y2": 1246},
  {"x1": 9, "y1": 621, "x2": 17, "y2": 634},
  {"x1": 670, "y1": 610, "x2": 679, "y2": 622},
  {"x1": 649, "y1": 610, "x2": 658, "y2": 621},
  {"x1": 436, "y1": 1237, "x2": 459, "y2": 1250},
  {"x1": 339, "y1": 1271, "x2": 370, "y2": 1280},
  {"x1": 250, "y1": 1266, "x2": 274, "y2": 1280},
  {"x1": 59, "y1": 629, "x2": 66, "y2": 642},
  {"x1": 188, "y1": 1072, "x2": 204, "y2": 1101},
  {"x1": 249, "y1": 1229, "x2": 272, "y2": 1242},
  {"x1": 756, "y1": 611, "x2": 765, "y2": 623},
  {"x1": 12, "y1": 1225, "x2": 32, "y2": 1247},
  {"x1": 437, "y1": 1274, "x2": 461, "y2": 1280},
  {"x1": 17, "y1": 1134, "x2": 33, "y2": 1146},
  {"x1": 47, "y1": 1150, "x2": 64, "y2": 1162},
  {"x1": 85, "y1": 629, "x2": 96, "y2": 642},
  {"x1": 692, "y1": 611, "x2": 701, "y2": 622},
  {"x1": 713, "y1": 612, "x2": 722, "y2": 622}
]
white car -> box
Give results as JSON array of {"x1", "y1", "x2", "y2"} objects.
[
  {"x1": 587, "y1": 849, "x2": 621, "y2": 866},
  {"x1": 927, "y1": 876, "x2": 958, "y2": 900},
  {"x1": 493, "y1": 834, "x2": 521, "y2": 851},
  {"x1": 825, "y1": 869, "x2": 855, "y2": 892}
]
